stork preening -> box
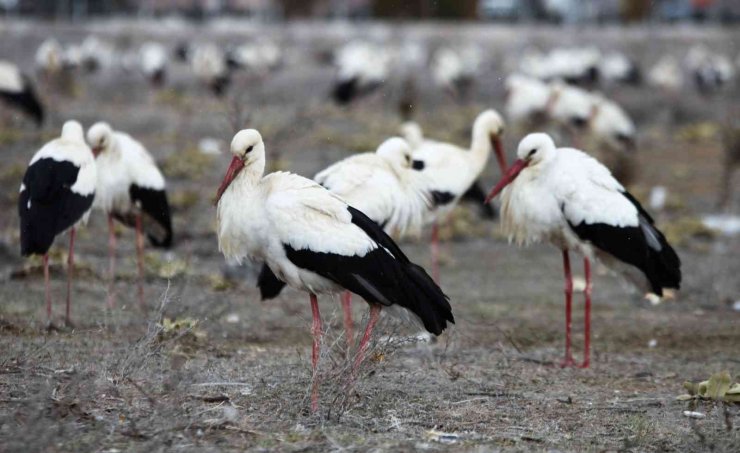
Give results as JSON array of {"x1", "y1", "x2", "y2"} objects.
[
  {"x1": 409, "y1": 110, "x2": 507, "y2": 282},
  {"x1": 86, "y1": 122, "x2": 173, "y2": 308},
  {"x1": 18, "y1": 121, "x2": 96, "y2": 325},
  {"x1": 216, "y1": 129, "x2": 453, "y2": 412},
  {"x1": 257, "y1": 137, "x2": 432, "y2": 350},
  {"x1": 332, "y1": 41, "x2": 389, "y2": 105},
  {"x1": 0, "y1": 60, "x2": 44, "y2": 126},
  {"x1": 485, "y1": 133, "x2": 681, "y2": 367},
  {"x1": 401, "y1": 120, "x2": 497, "y2": 220}
]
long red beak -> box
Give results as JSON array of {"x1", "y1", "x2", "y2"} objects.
[
  {"x1": 491, "y1": 135, "x2": 507, "y2": 173},
  {"x1": 215, "y1": 156, "x2": 244, "y2": 205},
  {"x1": 485, "y1": 158, "x2": 528, "y2": 204}
]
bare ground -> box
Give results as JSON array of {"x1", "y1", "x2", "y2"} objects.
[{"x1": 1, "y1": 20, "x2": 739, "y2": 452}]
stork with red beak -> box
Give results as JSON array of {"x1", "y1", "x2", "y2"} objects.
[
  {"x1": 215, "y1": 129, "x2": 453, "y2": 412},
  {"x1": 409, "y1": 109, "x2": 507, "y2": 282},
  {"x1": 485, "y1": 133, "x2": 681, "y2": 368}
]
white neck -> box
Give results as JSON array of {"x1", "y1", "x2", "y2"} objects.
[{"x1": 469, "y1": 125, "x2": 493, "y2": 173}]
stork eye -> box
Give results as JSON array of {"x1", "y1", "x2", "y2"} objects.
[
  {"x1": 245, "y1": 145, "x2": 254, "y2": 153},
  {"x1": 528, "y1": 148, "x2": 537, "y2": 157}
]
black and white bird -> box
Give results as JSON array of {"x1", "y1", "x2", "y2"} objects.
[
  {"x1": 215, "y1": 129, "x2": 453, "y2": 412},
  {"x1": 257, "y1": 137, "x2": 432, "y2": 350},
  {"x1": 431, "y1": 46, "x2": 480, "y2": 101},
  {"x1": 332, "y1": 41, "x2": 389, "y2": 105},
  {"x1": 18, "y1": 121, "x2": 96, "y2": 325},
  {"x1": 86, "y1": 122, "x2": 173, "y2": 307},
  {"x1": 599, "y1": 52, "x2": 641, "y2": 86},
  {"x1": 485, "y1": 133, "x2": 681, "y2": 368},
  {"x1": 139, "y1": 42, "x2": 168, "y2": 87},
  {"x1": 0, "y1": 60, "x2": 44, "y2": 126},
  {"x1": 191, "y1": 43, "x2": 230, "y2": 96},
  {"x1": 408, "y1": 110, "x2": 507, "y2": 281}
]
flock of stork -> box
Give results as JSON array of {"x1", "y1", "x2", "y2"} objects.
[{"x1": 9, "y1": 31, "x2": 738, "y2": 413}]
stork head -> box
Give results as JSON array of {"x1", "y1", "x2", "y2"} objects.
[
  {"x1": 215, "y1": 129, "x2": 264, "y2": 204},
  {"x1": 376, "y1": 137, "x2": 412, "y2": 168},
  {"x1": 485, "y1": 133, "x2": 556, "y2": 204},
  {"x1": 86, "y1": 122, "x2": 113, "y2": 157},
  {"x1": 473, "y1": 109, "x2": 507, "y2": 172},
  {"x1": 61, "y1": 120, "x2": 85, "y2": 143}
]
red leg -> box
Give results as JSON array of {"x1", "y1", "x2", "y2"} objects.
[
  {"x1": 352, "y1": 304, "x2": 381, "y2": 377},
  {"x1": 309, "y1": 294, "x2": 322, "y2": 413},
  {"x1": 65, "y1": 228, "x2": 75, "y2": 326},
  {"x1": 580, "y1": 257, "x2": 592, "y2": 368},
  {"x1": 431, "y1": 222, "x2": 440, "y2": 284},
  {"x1": 44, "y1": 254, "x2": 51, "y2": 322},
  {"x1": 341, "y1": 291, "x2": 353, "y2": 354},
  {"x1": 107, "y1": 214, "x2": 117, "y2": 308},
  {"x1": 135, "y1": 214, "x2": 145, "y2": 308},
  {"x1": 560, "y1": 250, "x2": 576, "y2": 367}
]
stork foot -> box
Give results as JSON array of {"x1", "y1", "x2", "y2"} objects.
[{"x1": 577, "y1": 359, "x2": 590, "y2": 369}]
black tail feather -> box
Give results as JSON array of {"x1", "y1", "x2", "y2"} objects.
[
  {"x1": 257, "y1": 263, "x2": 287, "y2": 300},
  {"x1": 461, "y1": 180, "x2": 497, "y2": 219}
]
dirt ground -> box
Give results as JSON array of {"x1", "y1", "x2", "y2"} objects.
[{"x1": 1, "y1": 20, "x2": 739, "y2": 452}]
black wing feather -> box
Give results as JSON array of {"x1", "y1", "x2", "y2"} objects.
[
  {"x1": 129, "y1": 185, "x2": 173, "y2": 248},
  {"x1": 567, "y1": 190, "x2": 681, "y2": 295},
  {"x1": 283, "y1": 206, "x2": 454, "y2": 335}
]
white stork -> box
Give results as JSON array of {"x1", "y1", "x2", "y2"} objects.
[
  {"x1": 215, "y1": 129, "x2": 453, "y2": 412},
  {"x1": 139, "y1": 42, "x2": 168, "y2": 87},
  {"x1": 191, "y1": 43, "x2": 230, "y2": 96},
  {"x1": 409, "y1": 110, "x2": 507, "y2": 281},
  {"x1": 257, "y1": 137, "x2": 431, "y2": 349},
  {"x1": 0, "y1": 60, "x2": 44, "y2": 126},
  {"x1": 599, "y1": 52, "x2": 641, "y2": 86},
  {"x1": 86, "y1": 122, "x2": 173, "y2": 308},
  {"x1": 589, "y1": 95, "x2": 638, "y2": 183},
  {"x1": 35, "y1": 38, "x2": 64, "y2": 77},
  {"x1": 547, "y1": 81, "x2": 597, "y2": 147},
  {"x1": 504, "y1": 74, "x2": 553, "y2": 133},
  {"x1": 332, "y1": 41, "x2": 389, "y2": 105},
  {"x1": 485, "y1": 133, "x2": 681, "y2": 368},
  {"x1": 18, "y1": 121, "x2": 96, "y2": 325},
  {"x1": 431, "y1": 46, "x2": 481, "y2": 101}
]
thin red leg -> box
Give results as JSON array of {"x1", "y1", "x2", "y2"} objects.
[
  {"x1": 44, "y1": 254, "x2": 51, "y2": 321},
  {"x1": 65, "y1": 228, "x2": 75, "y2": 326},
  {"x1": 309, "y1": 293, "x2": 322, "y2": 413},
  {"x1": 561, "y1": 250, "x2": 576, "y2": 367},
  {"x1": 107, "y1": 214, "x2": 116, "y2": 308},
  {"x1": 135, "y1": 214, "x2": 145, "y2": 308},
  {"x1": 352, "y1": 304, "x2": 381, "y2": 377},
  {"x1": 580, "y1": 257, "x2": 592, "y2": 368},
  {"x1": 431, "y1": 222, "x2": 440, "y2": 284},
  {"x1": 341, "y1": 291, "x2": 353, "y2": 354}
]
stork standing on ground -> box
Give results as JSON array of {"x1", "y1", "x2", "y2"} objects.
[
  {"x1": 18, "y1": 121, "x2": 96, "y2": 325},
  {"x1": 257, "y1": 137, "x2": 432, "y2": 351},
  {"x1": 86, "y1": 122, "x2": 173, "y2": 308},
  {"x1": 588, "y1": 95, "x2": 638, "y2": 184},
  {"x1": 431, "y1": 46, "x2": 480, "y2": 101},
  {"x1": 0, "y1": 60, "x2": 44, "y2": 126},
  {"x1": 485, "y1": 133, "x2": 681, "y2": 367},
  {"x1": 191, "y1": 43, "x2": 230, "y2": 96},
  {"x1": 216, "y1": 129, "x2": 453, "y2": 412},
  {"x1": 409, "y1": 110, "x2": 507, "y2": 282}
]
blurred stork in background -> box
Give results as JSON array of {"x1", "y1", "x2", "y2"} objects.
[
  {"x1": 191, "y1": 43, "x2": 231, "y2": 96},
  {"x1": 332, "y1": 40, "x2": 390, "y2": 105},
  {"x1": 0, "y1": 60, "x2": 44, "y2": 127},
  {"x1": 139, "y1": 42, "x2": 168, "y2": 87},
  {"x1": 431, "y1": 45, "x2": 481, "y2": 102}
]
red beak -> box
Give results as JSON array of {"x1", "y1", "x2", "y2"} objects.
[
  {"x1": 92, "y1": 146, "x2": 102, "y2": 157},
  {"x1": 491, "y1": 135, "x2": 507, "y2": 173},
  {"x1": 484, "y1": 158, "x2": 528, "y2": 204},
  {"x1": 215, "y1": 156, "x2": 245, "y2": 205}
]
